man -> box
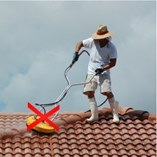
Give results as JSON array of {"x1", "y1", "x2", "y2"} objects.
[{"x1": 73, "y1": 25, "x2": 119, "y2": 123}]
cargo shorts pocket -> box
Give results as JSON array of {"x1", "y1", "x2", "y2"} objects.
[{"x1": 100, "y1": 79, "x2": 112, "y2": 93}]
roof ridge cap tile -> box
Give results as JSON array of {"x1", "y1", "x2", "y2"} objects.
[
  {"x1": 125, "y1": 110, "x2": 150, "y2": 121},
  {"x1": 148, "y1": 113, "x2": 156, "y2": 121},
  {"x1": 118, "y1": 107, "x2": 134, "y2": 115}
]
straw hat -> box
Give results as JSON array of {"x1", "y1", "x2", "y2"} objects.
[{"x1": 92, "y1": 25, "x2": 114, "y2": 39}]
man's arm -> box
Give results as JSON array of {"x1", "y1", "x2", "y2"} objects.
[
  {"x1": 72, "y1": 41, "x2": 84, "y2": 63},
  {"x1": 103, "y1": 58, "x2": 117, "y2": 71},
  {"x1": 75, "y1": 41, "x2": 83, "y2": 52}
]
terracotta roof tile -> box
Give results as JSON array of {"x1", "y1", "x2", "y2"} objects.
[{"x1": 0, "y1": 107, "x2": 156, "y2": 157}]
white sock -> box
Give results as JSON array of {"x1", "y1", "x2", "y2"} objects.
[
  {"x1": 89, "y1": 97, "x2": 96, "y2": 103},
  {"x1": 108, "y1": 96, "x2": 115, "y2": 103}
]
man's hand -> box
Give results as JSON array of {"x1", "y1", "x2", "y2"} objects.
[
  {"x1": 95, "y1": 68, "x2": 104, "y2": 75},
  {"x1": 72, "y1": 52, "x2": 79, "y2": 63}
]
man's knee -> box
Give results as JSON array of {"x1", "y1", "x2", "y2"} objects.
[
  {"x1": 86, "y1": 91, "x2": 95, "y2": 99},
  {"x1": 102, "y1": 92, "x2": 114, "y2": 99}
]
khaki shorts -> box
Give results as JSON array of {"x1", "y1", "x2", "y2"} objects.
[{"x1": 83, "y1": 74, "x2": 112, "y2": 95}]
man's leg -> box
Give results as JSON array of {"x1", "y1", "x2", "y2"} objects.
[
  {"x1": 86, "y1": 91, "x2": 99, "y2": 122},
  {"x1": 83, "y1": 74, "x2": 99, "y2": 122},
  {"x1": 99, "y1": 74, "x2": 119, "y2": 123}
]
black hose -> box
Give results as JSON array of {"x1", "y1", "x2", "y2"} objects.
[
  {"x1": 34, "y1": 104, "x2": 46, "y2": 120},
  {"x1": 84, "y1": 97, "x2": 108, "y2": 113}
]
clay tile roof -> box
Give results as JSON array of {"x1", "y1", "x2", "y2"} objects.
[{"x1": 0, "y1": 106, "x2": 156, "y2": 157}]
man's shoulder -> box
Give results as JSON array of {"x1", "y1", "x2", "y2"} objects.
[
  {"x1": 82, "y1": 37, "x2": 94, "y2": 47},
  {"x1": 109, "y1": 41, "x2": 116, "y2": 49}
]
